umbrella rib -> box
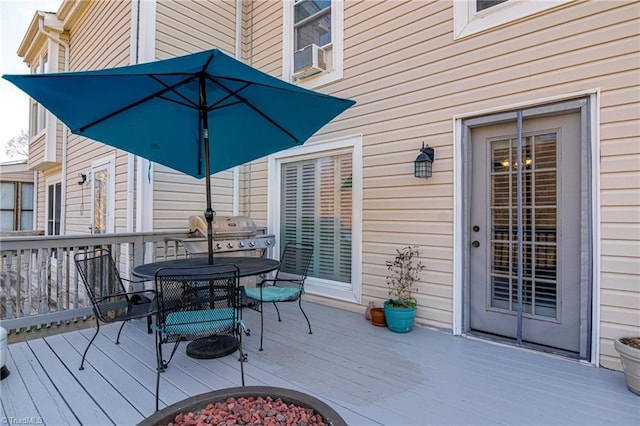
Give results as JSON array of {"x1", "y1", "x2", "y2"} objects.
[
  {"x1": 205, "y1": 82, "x2": 249, "y2": 111},
  {"x1": 78, "y1": 74, "x2": 199, "y2": 132},
  {"x1": 150, "y1": 75, "x2": 201, "y2": 109},
  {"x1": 205, "y1": 75, "x2": 301, "y2": 143}
]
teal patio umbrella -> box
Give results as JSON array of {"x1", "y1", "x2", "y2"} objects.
[{"x1": 3, "y1": 48, "x2": 355, "y2": 263}]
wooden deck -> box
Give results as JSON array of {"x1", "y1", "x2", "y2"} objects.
[{"x1": 2, "y1": 301, "x2": 638, "y2": 425}]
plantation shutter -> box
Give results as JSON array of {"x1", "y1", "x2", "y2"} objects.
[{"x1": 280, "y1": 153, "x2": 352, "y2": 284}]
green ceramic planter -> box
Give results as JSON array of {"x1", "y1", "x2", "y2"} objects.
[{"x1": 383, "y1": 301, "x2": 416, "y2": 333}]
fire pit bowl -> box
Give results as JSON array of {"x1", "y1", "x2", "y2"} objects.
[{"x1": 138, "y1": 386, "x2": 347, "y2": 426}]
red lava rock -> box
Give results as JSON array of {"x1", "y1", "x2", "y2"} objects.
[{"x1": 171, "y1": 395, "x2": 326, "y2": 425}]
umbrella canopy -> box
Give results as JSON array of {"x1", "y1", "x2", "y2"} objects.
[{"x1": 3, "y1": 48, "x2": 355, "y2": 263}]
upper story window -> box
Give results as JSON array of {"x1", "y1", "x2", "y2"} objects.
[
  {"x1": 294, "y1": 0, "x2": 331, "y2": 49},
  {"x1": 283, "y1": 0, "x2": 344, "y2": 88},
  {"x1": 476, "y1": 1, "x2": 508, "y2": 13},
  {"x1": 453, "y1": 0, "x2": 570, "y2": 40},
  {"x1": 30, "y1": 53, "x2": 48, "y2": 137}
]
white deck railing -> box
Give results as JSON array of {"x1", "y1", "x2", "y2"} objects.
[{"x1": 0, "y1": 231, "x2": 190, "y2": 334}]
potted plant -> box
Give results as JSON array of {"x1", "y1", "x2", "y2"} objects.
[
  {"x1": 614, "y1": 336, "x2": 640, "y2": 395},
  {"x1": 384, "y1": 246, "x2": 426, "y2": 333}
]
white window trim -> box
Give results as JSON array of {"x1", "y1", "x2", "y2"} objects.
[
  {"x1": 91, "y1": 154, "x2": 116, "y2": 234},
  {"x1": 453, "y1": 0, "x2": 571, "y2": 40},
  {"x1": 282, "y1": 0, "x2": 344, "y2": 88},
  {"x1": 268, "y1": 134, "x2": 363, "y2": 304}
]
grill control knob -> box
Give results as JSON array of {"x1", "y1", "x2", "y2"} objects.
[
  {"x1": 238, "y1": 241, "x2": 245, "y2": 248},
  {"x1": 227, "y1": 242, "x2": 234, "y2": 249},
  {"x1": 249, "y1": 241, "x2": 256, "y2": 247},
  {"x1": 265, "y1": 240, "x2": 272, "y2": 246},
  {"x1": 215, "y1": 243, "x2": 222, "y2": 250}
]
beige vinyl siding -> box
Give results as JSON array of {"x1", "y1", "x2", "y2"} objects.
[
  {"x1": 238, "y1": 159, "x2": 269, "y2": 228},
  {"x1": 36, "y1": 173, "x2": 45, "y2": 231},
  {"x1": 240, "y1": 0, "x2": 639, "y2": 366},
  {"x1": 153, "y1": 0, "x2": 238, "y2": 231},
  {"x1": 237, "y1": 0, "x2": 282, "y2": 230},
  {"x1": 153, "y1": 166, "x2": 234, "y2": 231},
  {"x1": 156, "y1": 0, "x2": 236, "y2": 57},
  {"x1": 243, "y1": 1, "x2": 282, "y2": 75},
  {"x1": 0, "y1": 171, "x2": 33, "y2": 182},
  {"x1": 64, "y1": 0, "x2": 132, "y2": 235},
  {"x1": 70, "y1": 2, "x2": 130, "y2": 70},
  {"x1": 27, "y1": 134, "x2": 46, "y2": 171}
]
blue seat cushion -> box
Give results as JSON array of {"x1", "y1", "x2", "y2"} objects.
[
  {"x1": 245, "y1": 287, "x2": 300, "y2": 302},
  {"x1": 154, "y1": 308, "x2": 236, "y2": 336}
]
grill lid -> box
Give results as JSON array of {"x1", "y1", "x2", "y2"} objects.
[{"x1": 189, "y1": 215, "x2": 257, "y2": 238}]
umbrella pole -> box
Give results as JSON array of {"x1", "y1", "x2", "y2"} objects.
[{"x1": 200, "y1": 74, "x2": 215, "y2": 265}]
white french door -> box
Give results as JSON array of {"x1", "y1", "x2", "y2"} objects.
[{"x1": 91, "y1": 157, "x2": 115, "y2": 234}]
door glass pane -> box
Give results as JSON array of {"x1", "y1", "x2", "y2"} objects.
[
  {"x1": 1, "y1": 182, "x2": 15, "y2": 209},
  {"x1": 489, "y1": 135, "x2": 558, "y2": 318},
  {"x1": 93, "y1": 169, "x2": 108, "y2": 234},
  {"x1": 20, "y1": 211, "x2": 33, "y2": 231},
  {"x1": 0, "y1": 211, "x2": 14, "y2": 231},
  {"x1": 20, "y1": 183, "x2": 34, "y2": 231},
  {"x1": 54, "y1": 182, "x2": 61, "y2": 235},
  {"x1": 21, "y1": 183, "x2": 33, "y2": 209}
]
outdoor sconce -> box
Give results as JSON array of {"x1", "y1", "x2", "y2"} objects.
[
  {"x1": 77, "y1": 173, "x2": 87, "y2": 185},
  {"x1": 414, "y1": 143, "x2": 435, "y2": 179}
]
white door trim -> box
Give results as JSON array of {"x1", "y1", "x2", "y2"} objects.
[{"x1": 452, "y1": 89, "x2": 601, "y2": 365}]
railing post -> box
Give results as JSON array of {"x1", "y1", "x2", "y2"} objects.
[
  {"x1": 38, "y1": 248, "x2": 48, "y2": 314},
  {"x1": 14, "y1": 250, "x2": 22, "y2": 318},
  {"x1": 25, "y1": 250, "x2": 33, "y2": 316},
  {"x1": 56, "y1": 248, "x2": 64, "y2": 311},
  {"x1": 73, "y1": 246, "x2": 80, "y2": 309},
  {"x1": 4, "y1": 253, "x2": 14, "y2": 319},
  {"x1": 133, "y1": 234, "x2": 145, "y2": 269}
]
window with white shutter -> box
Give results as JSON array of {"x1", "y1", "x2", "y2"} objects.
[
  {"x1": 270, "y1": 134, "x2": 362, "y2": 303},
  {"x1": 280, "y1": 153, "x2": 352, "y2": 283}
]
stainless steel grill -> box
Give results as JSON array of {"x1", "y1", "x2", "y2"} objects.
[{"x1": 182, "y1": 215, "x2": 275, "y2": 258}]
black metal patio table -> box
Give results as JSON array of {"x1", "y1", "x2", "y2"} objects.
[
  {"x1": 132, "y1": 256, "x2": 279, "y2": 280},
  {"x1": 132, "y1": 256, "x2": 279, "y2": 359}
]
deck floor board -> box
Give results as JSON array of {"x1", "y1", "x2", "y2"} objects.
[{"x1": 3, "y1": 301, "x2": 639, "y2": 425}]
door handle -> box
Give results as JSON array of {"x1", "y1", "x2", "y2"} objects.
[{"x1": 472, "y1": 241, "x2": 480, "y2": 248}]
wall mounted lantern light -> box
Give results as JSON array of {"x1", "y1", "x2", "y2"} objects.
[{"x1": 414, "y1": 143, "x2": 435, "y2": 179}]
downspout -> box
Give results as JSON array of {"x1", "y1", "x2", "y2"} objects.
[
  {"x1": 135, "y1": 0, "x2": 156, "y2": 265},
  {"x1": 38, "y1": 16, "x2": 69, "y2": 234},
  {"x1": 128, "y1": 0, "x2": 141, "y2": 234},
  {"x1": 232, "y1": 0, "x2": 243, "y2": 215}
]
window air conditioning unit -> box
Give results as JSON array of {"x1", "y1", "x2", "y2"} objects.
[{"x1": 293, "y1": 44, "x2": 326, "y2": 79}]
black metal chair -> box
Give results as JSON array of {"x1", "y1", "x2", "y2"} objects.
[
  {"x1": 245, "y1": 242, "x2": 314, "y2": 351},
  {"x1": 153, "y1": 264, "x2": 246, "y2": 411},
  {"x1": 74, "y1": 248, "x2": 156, "y2": 370}
]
